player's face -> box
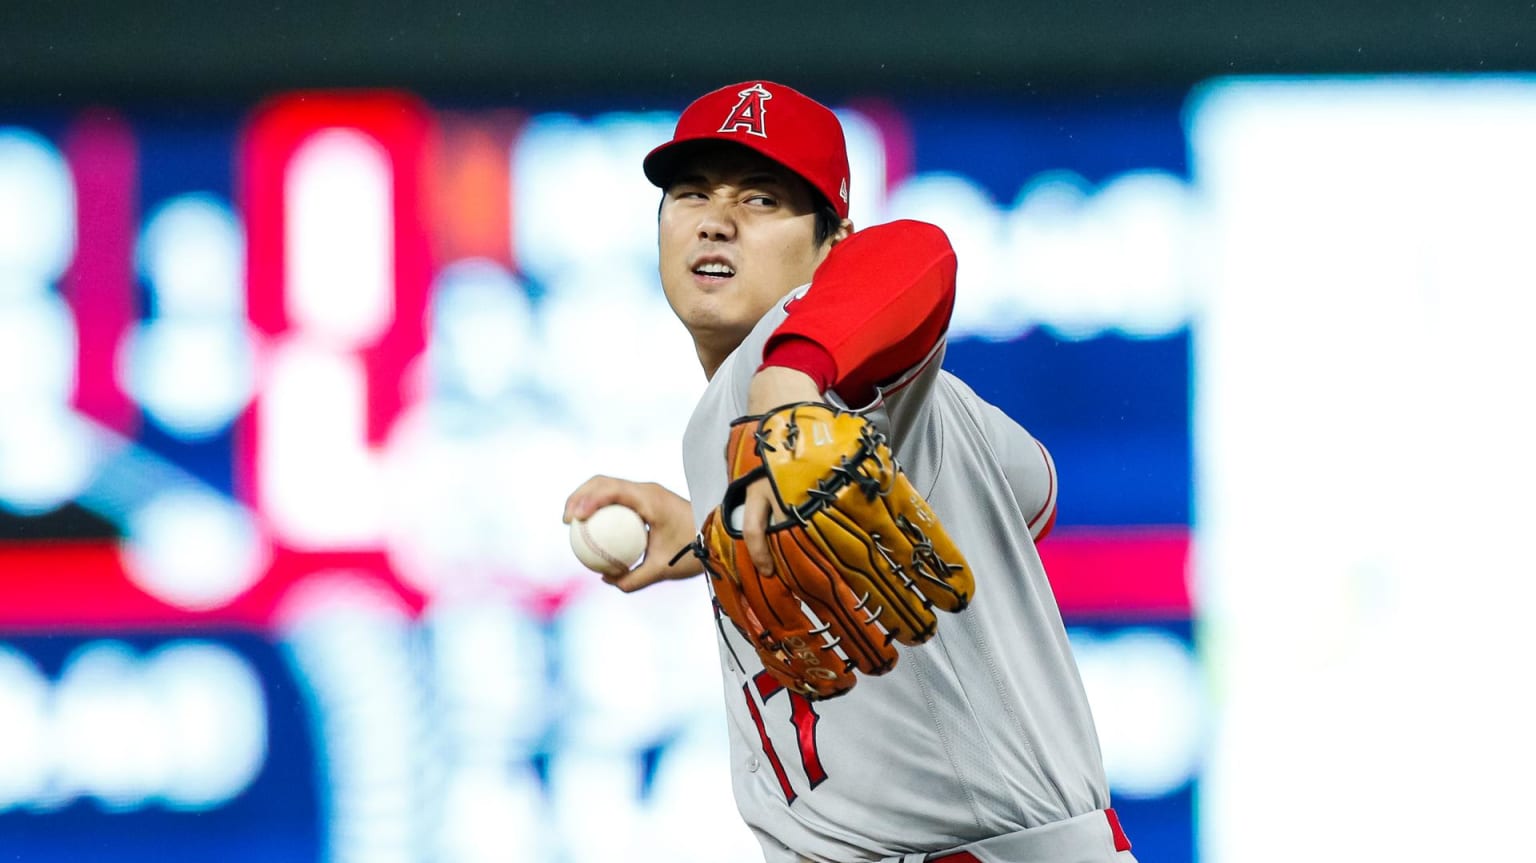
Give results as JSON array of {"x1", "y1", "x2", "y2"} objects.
[{"x1": 657, "y1": 145, "x2": 843, "y2": 376}]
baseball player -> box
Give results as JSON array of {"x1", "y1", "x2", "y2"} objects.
[{"x1": 564, "y1": 81, "x2": 1135, "y2": 863}]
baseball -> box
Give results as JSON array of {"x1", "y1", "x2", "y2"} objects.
[{"x1": 569, "y1": 504, "x2": 648, "y2": 575}]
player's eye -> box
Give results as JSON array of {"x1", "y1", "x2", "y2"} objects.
[{"x1": 745, "y1": 194, "x2": 778, "y2": 207}]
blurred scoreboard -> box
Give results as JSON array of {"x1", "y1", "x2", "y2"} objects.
[{"x1": 0, "y1": 90, "x2": 1202, "y2": 862}]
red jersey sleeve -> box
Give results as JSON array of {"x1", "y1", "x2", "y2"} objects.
[{"x1": 759, "y1": 220, "x2": 956, "y2": 406}]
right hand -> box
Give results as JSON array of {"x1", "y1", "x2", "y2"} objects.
[{"x1": 563, "y1": 475, "x2": 703, "y2": 592}]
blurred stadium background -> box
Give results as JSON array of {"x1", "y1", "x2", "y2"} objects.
[{"x1": 2, "y1": 4, "x2": 1534, "y2": 862}]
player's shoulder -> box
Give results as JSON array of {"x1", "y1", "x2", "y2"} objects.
[
  {"x1": 934, "y1": 368, "x2": 987, "y2": 408},
  {"x1": 915, "y1": 368, "x2": 1033, "y2": 455}
]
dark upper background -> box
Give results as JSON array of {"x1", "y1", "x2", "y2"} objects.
[{"x1": 1, "y1": 0, "x2": 1532, "y2": 107}]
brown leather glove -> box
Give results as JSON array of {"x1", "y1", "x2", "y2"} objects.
[{"x1": 687, "y1": 403, "x2": 974, "y2": 699}]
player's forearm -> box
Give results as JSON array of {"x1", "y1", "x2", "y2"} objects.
[{"x1": 760, "y1": 220, "x2": 956, "y2": 404}]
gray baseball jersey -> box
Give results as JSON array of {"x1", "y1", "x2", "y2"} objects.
[{"x1": 681, "y1": 288, "x2": 1127, "y2": 863}]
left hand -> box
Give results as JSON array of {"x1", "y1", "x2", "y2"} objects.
[
  {"x1": 741, "y1": 367, "x2": 823, "y2": 575},
  {"x1": 694, "y1": 401, "x2": 974, "y2": 700}
]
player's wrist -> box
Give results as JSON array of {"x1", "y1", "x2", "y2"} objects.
[{"x1": 747, "y1": 366, "x2": 824, "y2": 415}]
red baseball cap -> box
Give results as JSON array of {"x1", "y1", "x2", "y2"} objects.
[{"x1": 643, "y1": 81, "x2": 851, "y2": 219}]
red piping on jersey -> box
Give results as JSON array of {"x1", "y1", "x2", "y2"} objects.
[
  {"x1": 1027, "y1": 438, "x2": 1058, "y2": 542},
  {"x1": 1106, "y1": 807, "x2": 1132, "y2": 852},
  {"x1": 924, "y1": 809, "x2": 1131, "y2": 860}
]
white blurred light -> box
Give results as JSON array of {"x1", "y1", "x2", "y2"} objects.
[
  {"x1": 286, "y1": 128, "x2": 394, "y2": 349},
  {"x1": 1192, "y1": 76, "x2": 1536, "y2": 863},
  {"x1": 546, "y1": 749, "x2": 648, "y2": 863},
  {"x1": 429, "y1": 258, "x2": 536, "y2": 402},
  {"x1": 646, "y1": 715, "x2": 763, "y2": 863},
  {"x1": 52, "y1": 642, "x2": 173, "y2": 810},
  {"x1": 121, "y1": 489, "x2": 269, "y2": 611},
  {"x1": 557, "y1": 583, "x2": 714, "y2": 750},
  {"x1": 380, "y1": 407, "x2": 595, "y2": 594},
  {"x1": 128, "y1": 191, "x2": 259, "y2": 440},
  {"x1": 0, "y1": 641, "x2": 268, "y2": 814},
  {"x1": 836, "y1": 109, "x2": 889, "y2": 230},
  {"x1": 434, "y1": 762, "x2": 551, "y2": 863},
  {"x1": 0, "y1": 127, "x2": 75, "y2": 283},
  {"x1": 0, "y1": 404, "x2": 97, "y2": 515},
  {"x1": 512, "y1": 112, "x2": 676, "y2": 281},
  {"x1": 144, "y1": 642, "x2": 267, "y2": 808},
  {"x1": 882, "y1": 167, "x2": 1198, "y2": 341},
  {"x1": 0, "y1": 291, "x2": 77, "y2": 408},
  {"x1": 1070, "y1": 628, "x2": 1204, "y2": 798},
  {"x1": 1001, "y1": 170, "x2": 1093, "y2": 340},
  {"x1": 536, "y1": 263, "x2": 703, "y2": 441},
  {"x1": 1089, "y1": 171, "x2": 1200, "y2": 337},
  {"x1": 0, "y1": 646, "x2": 50, "y2": 810},
  {"x1": 424, "y1": 601, "x2": 549, "y2": 752},
  {"x1": 278, "y1": 574, "x2": 421, "y2": 863},
  {"x1": 261, "y1": 338, "x2": 383, "y2": 547},
  {"x1": 1008, "y1": 170, "x2": 1197, "y2": 339},
  {"x1": 120, "y1": 319, "x2": 257, "y2": 438},
  {"x1": 138, "y1": 193, "x2": 246, "y2": 318}
]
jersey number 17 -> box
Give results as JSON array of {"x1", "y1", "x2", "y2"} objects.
[{"x1": 743, "y1": 669, "x2": 827, "y2": 804}]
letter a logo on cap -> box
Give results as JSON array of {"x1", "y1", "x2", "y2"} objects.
[{"x1": 719, "y1": 83, "x2": 773, "y2": 139}]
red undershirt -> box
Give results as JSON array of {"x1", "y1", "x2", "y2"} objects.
[{"x1": 758, "y1": 219, "x2": 957, "y2": 408}]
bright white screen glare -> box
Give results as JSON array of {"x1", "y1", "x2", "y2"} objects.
[
  {"x1": 122, "y1": 488, "x2": 268, "y2": 611},
  {"x1": 1071, "y1": 628, "x2": 1203, "y2": 798},
  {"x1": 138, "y1": 193, "x2": 246, "y2": 318},
  {"x1": 126, "y1": 192, "x2": 256, "y2": 438},
  {"x1": 512, "y1": 112, "x2": 676, "y2": 283},
  {"x1": 121, "y1": 319, "x2": 256, "y2": 438},
  {"x1": 0, "y1": 128, "x2": 75, "y2": 284},
  {"x1": 1192, "y1": 76, "x2": 1536, "y2": 863},
  {"x1": 0, "y1": 405, "x2": 95, "y2": 515},
  {"x1": 278, "y1": 576, "x2": 426, "y2": 863},
  {"x1": 835, "y1": 109, "x2": 888, "y2": 230},
  {"x1": 286, "y1": 128, "x2": 394, "y2": 349},
  {"x1": 884, "y1": 168, "x2": 1197, "y2": 340},
  {"x1": 261, "y1": 340, "x2": 383, "y2": 547},
  {"x1": 0, "y1": 291, "x2": 77, "y2": 408},
  {"x1": 428, "y1": 259, "x2": 536, "y2": 402},
  {"x1": 0, "y1": 647, "x2": 51, "y2": 809},
  {"x1": 0, "y1": 640, "x2": 266, "y2": 813}
]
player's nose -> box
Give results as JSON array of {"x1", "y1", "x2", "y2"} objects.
[{"x1": 696, "y1": 199, "x2": 736, "y2": 242}]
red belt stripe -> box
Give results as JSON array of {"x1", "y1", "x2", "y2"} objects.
[{"x1": 926, "y1": 808, "x2": 1132, "y2": 861}]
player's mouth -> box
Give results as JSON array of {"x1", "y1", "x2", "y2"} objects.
[{"x1": 690, "y1": 256, "x2": 736, "y2": 285}]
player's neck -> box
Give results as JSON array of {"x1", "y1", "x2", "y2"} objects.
[
  {"x1": 697, "y1": 344, "x2": 725, "y2": 381},
  {"x1": 693, "y1": 333, "x2": 743, "y2": 381}
]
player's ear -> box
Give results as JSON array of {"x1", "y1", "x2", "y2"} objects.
[
  {"x1": 830, "y1": 219, "x2": 853, "y2": 247},
  {"x1": 814, "y1": 219, "x2": 854, "y2": 268}
]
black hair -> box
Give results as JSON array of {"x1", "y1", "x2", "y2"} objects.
[{"x1": 810, "y1": 194, "x2": 843, "y2": 247}]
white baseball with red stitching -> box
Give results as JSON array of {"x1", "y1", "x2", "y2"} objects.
[{"x1": 568, "y1": 504, "x2": 647, "y2": 574}]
